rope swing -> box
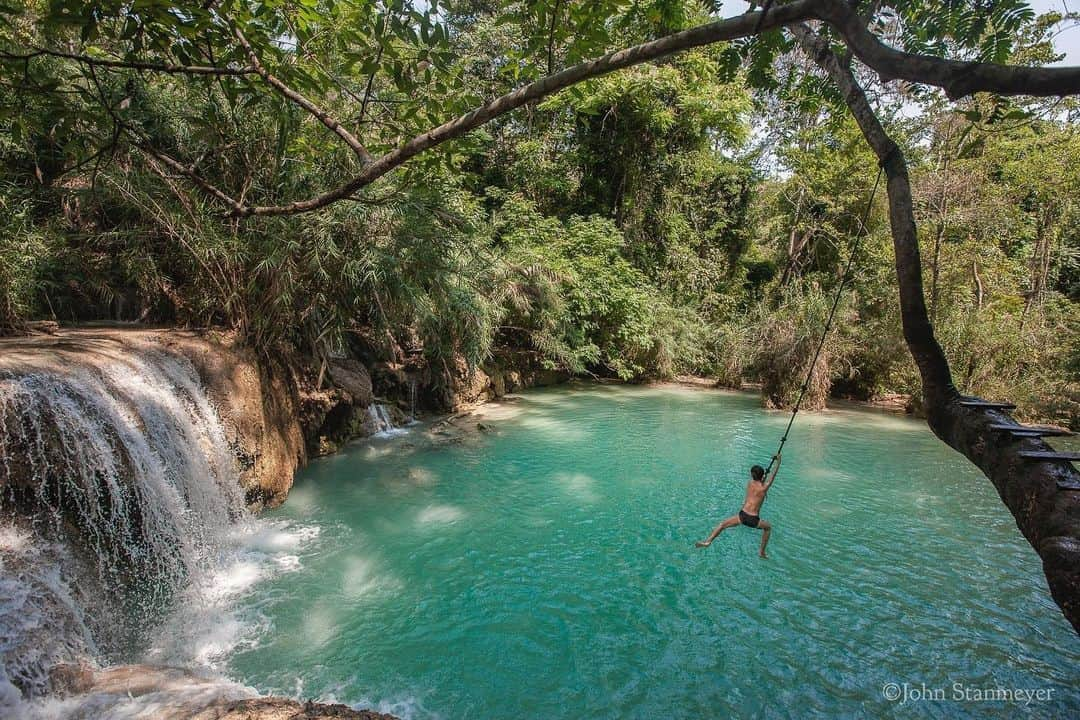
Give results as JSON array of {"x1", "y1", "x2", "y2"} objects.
[{"x1": 764, "y1": 165, "x2": 885, "y2": 474}]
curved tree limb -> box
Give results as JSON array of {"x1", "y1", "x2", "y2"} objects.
[
  {"x1": 230, "y1": 26, "x2": 374, "y2": 165},
  {"x1": 814, "y1": 0, "x2": 1080, "y2": 99},
  {"x1": 232, "y1": 0, "x2": 820, "y2": 216},
  {"x1": 790, "y1": 21, "x2": 1080, "y2": 633},
  {"x1": 21, "y1": 1, "x2": 1076, "y2": 215},
  {"x1": 14, "y1": 0, "x2": 1080, "y2": 211},
  {"x1": 0, "y1": 47, "x2": 255, "y2": 76},
  {"x1": 223, "y1": 0, "x2": 1080, "y2": 216}
]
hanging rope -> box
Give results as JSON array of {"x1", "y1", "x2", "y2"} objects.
[{"x1": 764, "y1": 165, "x2": 885, "y2": 474}]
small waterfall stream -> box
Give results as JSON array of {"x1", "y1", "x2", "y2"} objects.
[
  {"x1": 366, "y1": 403, "x2": 405, "y2": 437},
  {"x1": 408, "y1": 376, "x2": 417, "y2": 423},
  {"x1": 0, "y1": 341, "x2": 254, "y2": 705}
]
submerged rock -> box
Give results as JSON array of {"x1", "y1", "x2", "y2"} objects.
[
  {"x1": 194, "y1": 698, "x2": 396, "y2": 720},
  {"x1": 26, "y1": 664, "x2": 398, "y2": 720}
]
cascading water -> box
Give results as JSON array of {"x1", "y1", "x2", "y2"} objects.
[
  {"x1": 408, "y1": 377, "x2": 417, "y2": 423},
  {"x1": 0, "y1": 526, "x2": 95, "y2": 707},
  {"x1": 366, "y1": 404, "x2": 404, "y2": 437},
  {"x1": 0, "y1": 337, "x2": 267, "y2": 709}
]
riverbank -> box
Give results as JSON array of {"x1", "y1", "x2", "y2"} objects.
[
  {"x1": 222, "y1": 383, "x2": 1080, "y2": 718},
  {"x1": 2, "y1": 325, "x2": 1036, "y2": 718},
  {"x1": 0, "y1": 325, "x2": 571, "y2": 717}
]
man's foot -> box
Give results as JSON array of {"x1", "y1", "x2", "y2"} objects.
[
  {"x1": 695, "y1": 541, "x2": 711, "y2": 548},
  {"x1": 759, "y1": 551, "x2": 768, "y2": 559}
]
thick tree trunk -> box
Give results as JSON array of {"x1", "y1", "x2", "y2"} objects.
[{"x1": 793, "y1": 24, "x2": 1080, "y2": 633}]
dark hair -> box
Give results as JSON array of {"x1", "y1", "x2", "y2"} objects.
[{"x1": 751, "y1": 465, "x2": 765, "y2": 482}]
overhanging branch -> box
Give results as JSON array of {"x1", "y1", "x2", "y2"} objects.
[
  {"x1": 0, "y1": 47, "x2": 255, "y2": 76},
  {"x1": 233, "y1": 0, "x2": 818, "y2": 216},
  {"x1": 224, "y1": 0, "x2": 1080, "y2": 217},
  {"x1": 45, "y1": 0, "x2": 1071, "y2": 215},
  {"x1": 815, "y1": 0, "x2": 1080, "y2": 99},
  {"x1": 231, "y1": 26, "x2": 374, "y2": 165}
]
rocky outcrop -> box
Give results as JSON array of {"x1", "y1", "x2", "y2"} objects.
[
  {"x1": 197, "y1": 699, "x2": 396, "y2": 720},
  {"x1": 302, "y1": 358, "x2": 385, "y2": 457},
  {"x1": 371, "y1": 354, "x2": 568, "y2": 416},
  {"x1": 155, "y1": 330, "x2": 307, "y2": 508},
  {"x1": 37, "y1": 664, "x2": 397, "y2": 720}
]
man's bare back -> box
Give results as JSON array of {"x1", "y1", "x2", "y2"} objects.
[
  {"x1": 694, "y1": 454, "x2": 780, "y2": 558},
  {"x1": 741, "y1": 478, "x2": 768, "y2": 515}
]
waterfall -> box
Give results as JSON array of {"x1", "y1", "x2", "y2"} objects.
[
  {"x1": 0, "y1": 526, "x2": 95, "y2": 704},
  {"x1": 409, "y1": 377, "x2": 417, "y2": 423},
  {"x1": 366, "y1": 404, "x2": 405, "y2": 437},
  {"x1": 0, "y1": 342, "x2": 247, "y2": 701}
]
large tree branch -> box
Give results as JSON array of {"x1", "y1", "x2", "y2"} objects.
[
  {"x1": 232, "y1": 0, "x2": 819, "y2": 216},
  {"x1": 223, "y1": 0, "x2": 1080, "y2": 216},
  {"x1": 13, "y1": 0, "x2": 1080, "y2": 216},
  {"x1": 0, "y1": 47, "x2": 255, "y2": 76},
  {"x1": 791, "y1": 21, "x2": 1080, "y2": 634},
  {"x1": 231, "y1": 26, "x2": 374, "y2": 165},
  {"x1": 814, "y1": 0, "x2": 1080, "y2": 99},
  {"x1": 133, "y1": 140, "x2": 246, "y2": 214}
]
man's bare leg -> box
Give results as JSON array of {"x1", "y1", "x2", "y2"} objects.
[
  {"x1": 695, "y1": 515, "x2": 740, "y2": 548},
  {"x1": 757, "y1": 520, "x2": 772, "y2": 558}
]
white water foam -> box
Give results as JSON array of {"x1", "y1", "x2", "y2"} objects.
[
  {"x1": 144, "y1": 520, "x2": 320, "y2": 669},
  {"x1": 368, "y1": 404, "x2": 409, "y2": 438},
  {"x1": 0, "y1": 340, "x2": 320, "y2": 708},
  {"x1": 0, "y1": 525, "x2": 96, "y2": 702}
]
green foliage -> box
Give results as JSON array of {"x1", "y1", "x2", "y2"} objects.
[
  {"x1": 0, "y1": 181, "x2": 59, "y2": 331},
  {"x1": 0, "y1": 0, "x2": 1076, "y2": 429},
  {"x1": 490, "y1": 190, "x2": 701, "y2": 379},
  {"x1": 898, "y1": 0, "x2": 1036, "y2": 63}
]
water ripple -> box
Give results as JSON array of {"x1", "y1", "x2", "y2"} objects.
[{"x1": 226, "y1": 385, "x2": 1079, "y2": 719}]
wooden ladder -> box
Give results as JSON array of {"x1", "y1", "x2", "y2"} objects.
[{"x1": 961, "y1": 397, "x2": 1078, "y2": 488}]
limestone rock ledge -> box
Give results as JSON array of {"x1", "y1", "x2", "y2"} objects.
[
  {"x1": 0, "y1": 327, "x2": 382, "y2": 510},
  {"x1": 35, "y1": 664, "x2": 397, "y2": 720}
]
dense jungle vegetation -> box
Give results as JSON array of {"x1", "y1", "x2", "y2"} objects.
[{"x1": 1, "y1": 1, "x2": 1077, "y2": 427}]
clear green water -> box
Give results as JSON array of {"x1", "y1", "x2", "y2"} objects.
[{"x1": 226, "y1": 385, "x2": 1079, "y2": 718}]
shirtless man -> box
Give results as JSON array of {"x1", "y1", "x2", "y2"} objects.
[{"x1": 694, "y1": 453, "x2": 780, "y2": 558}]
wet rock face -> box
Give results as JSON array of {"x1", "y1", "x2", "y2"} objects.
[
  {"x1": 32, "y1": 664, "x2": 399, "y2": 720},
  {"x1": 328, "y1": 358, "x2": 375, "y2": 408},
  {"x1": 371, "y1": 354, "x2": 569, "y2": 415},
  {"x1": 157, "y1": 331, "x2": 307, "y2": 509},
  {"x1": 302, "y1": 358, "x2": 384, "y2": 457}
]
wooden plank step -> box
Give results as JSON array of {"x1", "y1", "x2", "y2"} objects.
[
  {"x1": 959, "y1": 398, "x2": 1017, "y2": 410},
  {"x1": 987, "y1": 423, "x2": 1074, "y2": 437},
  {"x1": 1019, "y1": 451, "x2": 1080, "y2": 462}
]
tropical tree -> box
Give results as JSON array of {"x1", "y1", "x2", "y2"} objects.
[{"x1": 2, "y1": 0, "x2": 1079, "y2": 629}]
